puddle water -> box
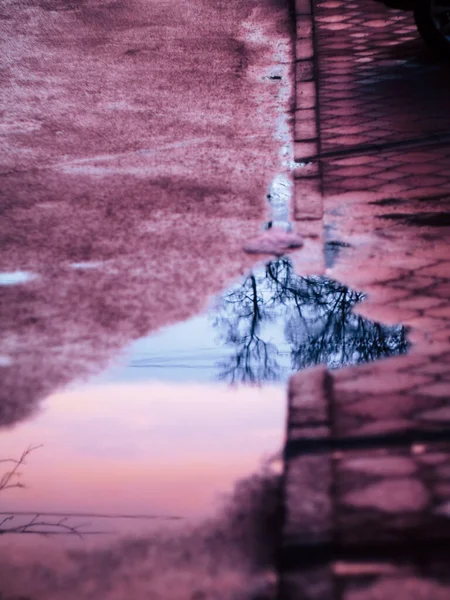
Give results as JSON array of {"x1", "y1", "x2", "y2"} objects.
[
  {"x1": 50, "y1": 257, "x2": 407, "y2": 390},
  {"x1": 0, "y1": 256, "x2": 408, "y2": 599},
  {"x1": 0, "y1": 102, "x2": 411, "y2": 600},
  {"x1": 70, "y1": 261, "x2": 105, "y2": 270},
  {"x1": 0, "y1": 5, "x2": 410, "y2": 600},
  {"x1": 0, "y1": 251, "x2": 410, "y2": 574},
  {"x1": 1, "y1": 259, "x2": 407, "y2": 521},
  {"x1": 0, "y1": 270, "x2": 37, "y2": 286}
]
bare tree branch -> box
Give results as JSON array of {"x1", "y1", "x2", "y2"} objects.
[
  {"x1": 213, "y1": 257, "x2": 408, "y2": 383},
  {"x1": 0, "y1": 512, "x2": 99, "y2": 538},
  {"x1": 0, "y1": 515, "x2": 13, "y2": 528},
  {"x1": 0, "y1": 444, "x2": 43, "y2": 493},
  {"x1": 0, "y1": 447, "x2": 110, "y2": 537}
]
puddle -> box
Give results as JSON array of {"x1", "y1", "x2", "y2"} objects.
[
  {"x1": 0, "y1": 270, "x2": 37, "y2": 286},
  {"x1": 265, "y1": 174, "x2": 292, "y2": 231},
  {"x1": 0, "y1": 464, "x2": 282, "y2": 600},
  {"x1": 114, "y1": 257, "x2": 407, "y2": 385},
  {"x1": 70, "y1": 261, "x2": 105, "y2": 270},
  {"x1": 0, "y1": 4, "x2": 410, "y2": 600},
  {"x1": 0, "y1": 382, "x2": 285, "y2": 534},
  {"x1": 0, "y1": 255, "x2": 409, "y2": 599},
  {"x1": 0, "y1": 257, "x2": 408, "y2": 532}
]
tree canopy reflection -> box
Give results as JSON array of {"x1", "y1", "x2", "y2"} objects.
[{"x1": 211, "y1": 257, "x2": 408, "y2": 384}]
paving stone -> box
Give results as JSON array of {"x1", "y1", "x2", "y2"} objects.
[
  {"x1": 342, "y1": 479, "x2": 430, "y2": 514},
  {"x1": 243, "y1": 230, "x2": 304, "y2": 256},
  {"x1": 296, "y1": 38, "x2": 314, "y2": 60},
  {"x1": 296, "y1": 59, "x2": 315, "y2": 83},
  {"x1": 414, "y1": 361, "x2": 449, "y2": 376},
  {"x1": 288, "y1": 366, "x2": 328, "y2": 425},
  {"x1": 295, "y1": 0, "x2": 312, "y2": 15},
  {"x1": 434, "y1": 483, "x2": 450, "y2": 499},
  {"x1": 434, "y1": 501, "x2": 450, "y2": 516},
  {"x1": 416, "y1": 452, "x2": 449, "y2": 466},
  {"x1": 295, "y1": 120, "x2": 317, "y2": 141},
  {"x1": 418, "y1": 404, "x2": 450, "y2": 421},
  {"x1": 333, "y1": 561, "x2": 398, "y2": 576},
  {"x1": 435, "y1": 465, "x2": 450, "y2": 479},
  {"x1": 417, "y1": 263, "x2": 450, "y2": 278},
  {"x1": 351, "y1": 303, "x2": 417, "y2": 326},
  {"x1": 397, "y1": 295, "x2": 444, "y2": 311},
  {"x1": 343, "y1": 577, "x2": 450, "y2": 600},
  {"x1": 279, "y1": 569, "x2": 333, "y2": 600},
  {"x1": 428, "y1": 306, "x2": 450, "y2": 319},
  {"x1": 342, "y1": 456, "x2": 417, "y2": 477},
  {"x1": 283, "y1": 0, "x2": 450, "y2": 595},
  {"x1": 428, "y1": 329, "x2": 450, "y2": 344},
  {"x1": 296, "y1": 80, "x2": 317, "y2": 110},
  {"x1": 297, "y1": 19, "x2": 313, "y2": 39},
  {"x1": 294, "y1": 141, "x2": 318, "y2": 159},
  {"x1": 284, "y1": 455, "x2": 332, "y2": 543},
  {"x1": 429, "y1": 282, "x2": 450, "y2": 298},
  {"x1": 341, "y1": 419, "x2": 414, "y2": 437},
  {"x1": 338, "y1": 394, "x2": 423, "y2": 421},
  {"x1": 403, "y1": 316, "x2": 445, "y2": 334},
  {"x1": 294, "y1": 160, "x2": 319, "y2": 177},
  {"x1": 335, "y1": 372, "x2": 431, "y2": 395}
]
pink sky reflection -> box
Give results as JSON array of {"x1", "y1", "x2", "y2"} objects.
[{"x1": 1, "y1": 381, "x2": 286, "y2": 529}]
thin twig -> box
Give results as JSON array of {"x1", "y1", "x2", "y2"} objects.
[{"x1": 0, "y1": 445, "x2": 43, "y2": 493}]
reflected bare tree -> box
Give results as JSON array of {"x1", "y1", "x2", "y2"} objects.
[
  {"x1": 0, "y1": 447, "x2": 182, "y2": 537},
  {"x1": 212, "y1": 257, "x2": 408, "y2": 383},
  {"x1": 0, "y1": 445, "x2": 42, "y2": 494},
  {"x1": 211, "y1": 274, "x2": 280, "y2": 383},
  {"x1": 0, "y1": 446, "x2": 90, "y2": 537}
]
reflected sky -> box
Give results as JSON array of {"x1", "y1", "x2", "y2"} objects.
[
  {"x1": 1, "y1": 382, "x2": 285, "y2": 537},
  {"x1": 211, "y1": 257, "x2": 408, "y2": 383},
  {"x1": 98, "y1": 256, "x2": 408, "y2": 386},
  {"x1": 0, "y1": 270, "x2": 37, "y2": 285},
  {"x1": 0, "y1": 256, "x2": 408, "y2": 538}
]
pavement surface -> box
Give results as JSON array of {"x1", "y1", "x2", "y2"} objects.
[
  {"x1": 0, "y1": 0, "x2": 293, "y2": 427},
  {"x1": 1, "y1": 1, "x2": 450, "y2": 598},
  {"x1": 280, "y1": 1, "x2": 450, "y2": 598}
]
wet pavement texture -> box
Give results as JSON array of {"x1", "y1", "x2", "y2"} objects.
[
  {"x1": 115, "y1": 259, "x2": 407, "y2": 385},
  {"x1": 281, "y1": 0, "x2": 450, "y2": 599},
  {"x1": 0, "y1": 257, "x2": 406, "y2": 523},
  {"x1": 0, "y1": 0, "x2": 295, "y2": 428},
  {"x1": 0, "y1": 1, "x2": 299, "y2": 598},
  {"x1": 0, "y1": 0, "x2": 449, "y2": 599}
]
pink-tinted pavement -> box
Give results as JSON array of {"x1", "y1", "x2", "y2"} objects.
[
  {"x1": 0, "y1": 0, "x2": 295, "y2": 427},
  {"x1": 281, "y1": 1, "x2": 450, "y2": 598}
]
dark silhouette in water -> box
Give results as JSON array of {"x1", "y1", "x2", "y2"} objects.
[{"x1": 212, "y1": 257, "x2": 408, "y2": 383}]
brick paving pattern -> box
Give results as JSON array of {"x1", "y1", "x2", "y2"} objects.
[{"x1": 281, "y1": 0, "x2": 450, "y2": 598}]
